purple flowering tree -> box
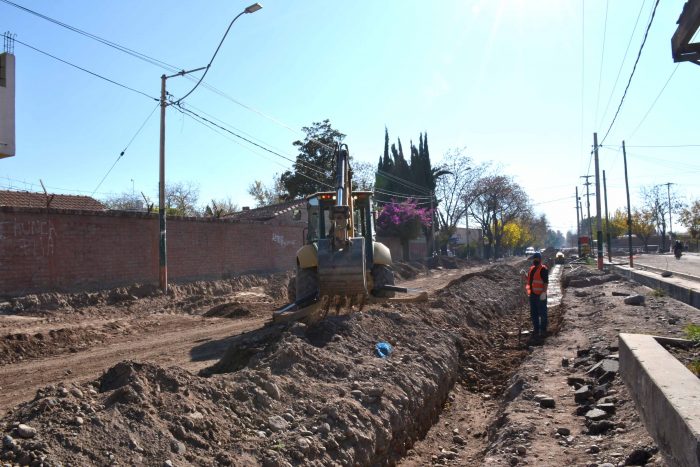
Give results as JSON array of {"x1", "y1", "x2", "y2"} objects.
[{"x1": 376, "y1": 199, "x2": 432, "y2": 260}]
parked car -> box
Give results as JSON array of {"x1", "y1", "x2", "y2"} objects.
[{"x1": 525, "y1": 247, "x2": 536, "y2": 257}]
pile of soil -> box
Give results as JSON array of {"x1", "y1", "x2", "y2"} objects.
[
  {"x1": 1, "y1": 264, "x2": 527, "y2": 466},
  {"x1": 391, "y1": 261, "x2": 429, "y2": 280},
  {"x1": 2, "y1": 273, "x2": 291, "y2": 316},
  {"x1": 562, "y1": 265, "x2": 620, "y2": 288},
  {"x1": 0, "y1": 274, "x2": 291, "y2": 368}
]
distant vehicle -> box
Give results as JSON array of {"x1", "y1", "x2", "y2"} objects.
[{"x1": 525, "y1": 247, "x2": 536, "y2": 256}]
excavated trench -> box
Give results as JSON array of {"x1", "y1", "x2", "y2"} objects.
[
  {"x1": 195, "y1": 263, "x2": 534, "y2": 465},
  {"x1": 0, "y1": 263, "x2": 549, "y2": 466}
]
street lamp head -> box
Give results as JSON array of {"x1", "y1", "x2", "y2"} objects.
[{"x1": 244, "y1": 3, "x2": 263, "y2": 13}]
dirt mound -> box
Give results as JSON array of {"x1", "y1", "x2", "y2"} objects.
[
  {"x1": 563, "y1": 266, "x2": 620, "y2": 288},
  {"x1": 0, "y1": 326, "x2": 114, "y2": 365},
  {"x1": 0, "y1": 264, "x2": 527, "y2": 466},
  {"x1": 391, "y1": 261, "x2": 428, "y2": 280},
  {"x1": 3, "y1": 273, "x2": 291, "y2": 317}
]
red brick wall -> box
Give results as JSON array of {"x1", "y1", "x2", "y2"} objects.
[{"x1": 0, "y1": 207, "x2": 304, "y2": 297}]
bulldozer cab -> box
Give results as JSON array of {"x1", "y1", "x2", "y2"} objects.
[{"x1": 306, "y1": 190, "x2": 375, "y2": 267}]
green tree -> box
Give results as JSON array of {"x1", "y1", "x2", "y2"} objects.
[
  {"x1": 469, "y1": 176, "x2": 530, "y2": 258},
  {"x1": 280, "y1": 120, "x2": 345, "y2": 199},
  {"x1": 631, "y1": 208, "x2": 656, "y2": 252},
  {"x1": 248, "y1": 175, "x2": 285, "y2": 207}
]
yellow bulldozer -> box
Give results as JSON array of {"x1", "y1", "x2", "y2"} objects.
[{"x1": 273, "y1": 143, "x2": 423, "y2": 324}]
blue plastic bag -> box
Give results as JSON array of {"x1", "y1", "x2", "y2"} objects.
[{"x1": 375, "y1": 342, "x2": 393, "y2": 358}]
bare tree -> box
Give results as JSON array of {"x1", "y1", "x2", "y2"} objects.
[
  {"x1": 468, "y1": 175, "x2": 530, "y2": 258},
  {"x1": 166, "y1": 181, "x2": 200, "y2": 216},
  {"x1": 248, "y1": 174, "x2": 286, "y2": 207},
  {"x1": 434, "y1": 148, "x2": 486, "y2": 249},
  {"x1": 103, "y1": 193, "x2": 144, "y2": 211},
  {"x1": 640, "y1": 185, "x2": 684, "y2": 251},
  {"x1": 204, "y1": 197, "x2": 239, "y2": 218}
]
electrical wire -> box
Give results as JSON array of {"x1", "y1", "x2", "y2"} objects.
[
  {"x1": 0, "y1": 0, "x2": 182, "y2": 72},
  {"x1": 91, "y1": 103, "x2": 160, "y2": 196},
  {"x1": 173, "y1": 104, "x2": 334, "y2": 181},
  {"x1": 598, "y1": 0, "x2": 647, "y2": 129},
  {"x1": 626, "y1": 64, "x2": 680, "y2": 139},
  {"x1": 594, "y1": 0, "x2": 610, "y2": 128},
  {"x1": 0, "y1": 0, "x2": 339, "y2": 153},
  {"x1": 169, "y1": 105, "x2": 437, "y2": 203},
  {"x1": 5, "y1": 2, "x2": 441, "y2": 201},
  {"x1": 599, "y1": 0, "x2": 661, "y2": 146},
  {"x1": 171, "y1": 104, "x2": 336, "y2": 190},
  {"x1": 14, "y1": 38, "x2": 158, "y2": 101},
  {"x1": 175, "y1": 108, "x2": 336, "y2": 190},
  {"x1": 532, "y1": 195, "x2": 576, "y2": 207},
  {"x1": 376, "y1": 169, "x2": 432, "y2": 195},
  {"x1": 373, "y1": 187, "x2": 433, "y2": 199}
]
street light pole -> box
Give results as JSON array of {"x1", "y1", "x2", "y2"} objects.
[
  {"x1": 157, "y1": 3, "x2": 262, "y2": 294},
  {"x1": 159, "y1": 74, "x2": 167, "y2": 293}
]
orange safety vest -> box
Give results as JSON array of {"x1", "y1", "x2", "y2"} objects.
[{"x1": 526, "y1": 264, "x2": 547, "y2": 296}]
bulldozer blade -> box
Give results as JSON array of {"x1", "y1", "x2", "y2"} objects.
[
  {"x1": 368, "y1": 291, "x2": 428, "y2": 304},
  {"x1": 317, "y1": 237, "x2": 367, "y2": 297},
  {"x1": 271, "y1": 302, "x2": 320, "y2": 324}
]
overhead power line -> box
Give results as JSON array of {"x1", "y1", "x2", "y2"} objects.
[
  {"x1": 598, "y1": 0, "x2": 647, "y2": 128},
  {"x1": 181, "y1": 109, "x2": 336, "y2": 190},
  {"x1": 14, "y1": 38, "x2": 157, "y2": 101},
  {"x1": 599, "y1": 0, "x2": 661, "y2": 146},
  {"x1": 376, "y1": 169, "x2": 432, "y2": 195},
  {"x1": 0, "y1": 0, "x2": 182, "y2": 72},
  {"x1": 171, "y1": 104, "x2": 335, "y2": 188},
  {"x1": 594, "y1": 0, "x2": 610, "y2": 128},
  {"x1": 92, "y1": 103, "x2": 160, "y2": 196},
  {"x1": 1, "y1": 0, "x2": 339, "y2": 154},
  {"x1": 627, "y1": 64, "x2": 679, "y2": 139}
]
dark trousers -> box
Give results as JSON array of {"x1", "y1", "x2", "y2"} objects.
[{"x1": 529, "y1": 294, "x2": 548, "y2": 335}]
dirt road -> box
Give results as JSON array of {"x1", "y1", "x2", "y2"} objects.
[{"x1": 0, "y1": 265, "x2": 471, "y2": 418}]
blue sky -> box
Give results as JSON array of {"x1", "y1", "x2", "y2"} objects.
[{"x1": 1, "y1": 0, "x2": 698, "y2": 235}]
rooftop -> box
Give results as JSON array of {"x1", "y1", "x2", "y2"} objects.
[{"x1": 0, "y1": 190, "x2": 106, "y2": 211}]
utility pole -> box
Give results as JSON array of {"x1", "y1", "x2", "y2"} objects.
[
  {"x1": 623, "y1": 141, "x2": 633, "y2": 267},
  {"x1": 593, "y1": 132, "x2": 604, "y2": 270},
  {"x1": 155, "y1": 3, "x2": 262, "y2": 294},
  {"x1": 603, "y1": 169, "x2": 612, "y2": 263},
  {"x1": 580, "y1": 175, "x2": 593, "y2": 251},
  {"x1": 575, "y1": 187, "x2": 581, "y2": 257},
  {"x1": 663, "y1": 182, "x2": 674, "y2": 249},
  {"x1": 159, "y1": 74, "x2": 167, "y2": 294}
]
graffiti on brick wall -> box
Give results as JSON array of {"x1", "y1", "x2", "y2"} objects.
[
  {"x1": 272, "y1": 233, "x2": 297, "y2": 248},
  {"x1": 0, "y1": 218, "x2": 57, "y2": 258}
]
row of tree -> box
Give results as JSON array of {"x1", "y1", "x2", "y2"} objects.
[
  {"x1": 103, "y1": 181, "x2": 238, "y2": 218},
  {"x1": 574, "y1": 190, "x2": 700, "y2": 252},
  {"x1": 102, "y1": 119, "x2": 569, "y2": 259}
]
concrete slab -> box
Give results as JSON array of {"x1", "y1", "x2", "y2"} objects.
[
  {"x1": 619, "y1": 333, "x2": 700, "y2": 467},
  {"x1": 611, "y1": 265, "x2": 700, "y2": 309}
]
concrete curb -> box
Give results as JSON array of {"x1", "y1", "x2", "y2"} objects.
[
  {"x1": 610, "y1": 265, "x2": 700, "y2": 309},
  {"x1": 619, "y1": 333, "x2": 700, "y2": 467}
]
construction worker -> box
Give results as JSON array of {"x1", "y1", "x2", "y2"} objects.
[{"x1": 526, "y1": 252, "x2": 549, "y2": 339}]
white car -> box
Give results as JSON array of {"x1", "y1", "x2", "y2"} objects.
[{"x1": 525, "y1": 247, "x2": 536, "y2": 256}]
